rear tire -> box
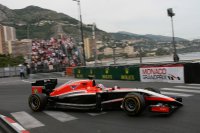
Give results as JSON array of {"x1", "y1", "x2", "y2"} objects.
[
  {"x1": 122, "y1": 93, "x2": 145, "y2": 116},
  {"x1": 28, "y1": 94, "x2": 47, "y2": 112}
]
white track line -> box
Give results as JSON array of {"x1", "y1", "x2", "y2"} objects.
[
  {"x1": 44, "y1": 111, "x2": 77, "y2": 122},
  {"x1": 174, "y1": 86, "x2": 200, "y2": 89},
  {"x1": 161, "y1": 91, "x2": 193, "y2": 97},
  {"x1": 11, "y1": 111, "x2": 45, "y2": 129},
  {"x1": 186, "y1": 84, "x2": 200, "y2": 86},
  {"x1": 0, "y1": 80, "x2": 21, "y2": 84},
  {"x1": 161, "y1": 88, "x2": 200, "y2": 94},
  {"x1": 21, "y1": 80, "x2": 33, "y2": 83}
]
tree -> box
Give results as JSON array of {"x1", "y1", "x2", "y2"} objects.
[{"x1": 0, "y1": 55, "x2": 25, "y2": 67}]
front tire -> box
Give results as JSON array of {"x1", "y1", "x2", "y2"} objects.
[
  {"x1": 28, "y1": 94, "x2": 47, "y2": 111},
  {"x1": 122, "y1": 93, "x2": 145, "y2": 116}
]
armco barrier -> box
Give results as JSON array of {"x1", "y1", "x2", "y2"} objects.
[
  {"x1": 74, "y1": 62, "x2": 200, "y2": 84},
  {"x1": 0, "y1": 67, "x2": 20, "y2": 77},
  {"x1": 109, "y1": 66, "x2": 125, "y2": 80},
  {"x1": 184, "y1": 63, "x2": 200, "y2": 83},
  {"x1": 74, "y1": 65, "x2": 140, "y2": 81},
  {"x1": 85, "y1": 67, "x2": 96, "y2": 78},
  {"x1": 74, "y1": 67, "x2": 85, "y2": 78},
  {"x1": 118, "y1": 65, "x2": 140, "y2": 81},
  {"x1": 96, "y1": 66, "x2": 118, "y2": 80}
]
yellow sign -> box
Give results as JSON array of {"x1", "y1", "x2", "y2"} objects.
[
  {"x1": 90, "y1": 69, "x2": 93, "y2": 74},
  {"x1": 77, "y1": 74, "x2": 83, "y2": 78},
  {"x1": 125, "y1": 68, "x2": 129, "y2": 74},
  {"x1": 121, "y1": 75, "x2": 134, "y2": 80},
  {"x1": 34, "y1": 89, "x2": 38, "y2": 94},
  {"x1": 105, "y1": 68, "x2": 109, "y2": 74},
  {"x1": 102, "y1": 75, "x2": 112, "y2": 79},
  {"x1": 78, "y1": 69, "x2": 81, "y2": 74}
]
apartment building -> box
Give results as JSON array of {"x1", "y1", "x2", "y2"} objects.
[
  {"x1": 3, "y1": 25, "x2": 16, "y2": 41},
  {"x1": 103, "y1": 45, "x2": 136, "y2": 57},
  {"x1": 0, "y1": 24, "x2": 5, "y2": 54},
  {"x1": 11, "y1": 39, "x2": 32, "y2": 57},
  {"x1": 0, "y1": 24, "x2": 16, "y2": 54},
  {"x1": 84, "y1": 38, "x2": 95, "y2": 59}
]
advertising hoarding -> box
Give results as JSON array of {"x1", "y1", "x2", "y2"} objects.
[{"x1": 140, "y1": 64, "x2": 184, "y2": 83}]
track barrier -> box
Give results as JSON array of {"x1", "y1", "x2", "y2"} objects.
[
  {"x1": 73, "y1": 62, "x2": 200, "y2": 84},
  {"x1": 184, "y1": 63, "x2": 200, "y2": 83}
]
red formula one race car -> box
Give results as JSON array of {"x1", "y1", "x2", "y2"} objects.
[{"x1": 29, "y1": 78, "x2": 183, "y2": 116}]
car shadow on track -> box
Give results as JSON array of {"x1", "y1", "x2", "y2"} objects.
[{"x1": 44, "y1": 106, "x2": 179, "y2": 118}]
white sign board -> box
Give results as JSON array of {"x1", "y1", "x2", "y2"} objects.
[{"x1": 140, "y1": 64, "x2": 184, "y2": 83}]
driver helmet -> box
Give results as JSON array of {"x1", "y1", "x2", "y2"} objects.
[{"x1": 96, "y1": 84, "x2": 105, "y2": 90}]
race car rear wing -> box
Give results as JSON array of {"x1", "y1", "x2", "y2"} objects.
[{"x1": 31, "y1": 79, "x2": 57, "y2": 95}]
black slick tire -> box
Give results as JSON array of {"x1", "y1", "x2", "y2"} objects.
[
  {"x1": 122, "y1": 93, "x2": 145, "y2": 116},
  {"x1": 28, "y1": 93, "x2": 47, "y2": 112}
]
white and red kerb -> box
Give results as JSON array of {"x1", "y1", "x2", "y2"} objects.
[{"x1": 0, "y1": 114, "x2": 30, "y2": 133}]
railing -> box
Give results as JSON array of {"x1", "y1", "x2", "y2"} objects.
[
  {"x1": 30, "y1": 64, "x2": 67, "y2": 74},
  {"x1": 0, "y1": 65, "x2": 67, "y2": 78},
  {"x1": 0, "y1": 67, "x2": 20, "y2": 77}
]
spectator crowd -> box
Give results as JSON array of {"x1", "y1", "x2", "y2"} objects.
[{"x1": 31, "y1": 36, "x2": 82, "y2": 72}]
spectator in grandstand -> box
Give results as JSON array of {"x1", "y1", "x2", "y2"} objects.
[{"x1": 31, "y1": 36, "x2": 82, "y2": 72}]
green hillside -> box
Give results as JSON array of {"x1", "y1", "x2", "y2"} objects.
[
  {"x1": 0, "y1": 4, "x2": 109, "y2": 41},
  {"x1": 0, "y1": 4, "x2": 187, "y2": 42}
]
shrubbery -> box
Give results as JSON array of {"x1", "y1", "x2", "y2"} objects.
[{"x1": 0, "y1": 54, "x2": 25, "y2": 67}]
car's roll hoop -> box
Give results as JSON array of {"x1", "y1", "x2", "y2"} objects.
[{"x1": 88, "y1": 76, "x2": 96, "y2": 86}]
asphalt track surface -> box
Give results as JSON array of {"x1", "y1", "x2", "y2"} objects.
[{"x1": 0, "y1": 77, "x2": 200, "y2": 133}]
